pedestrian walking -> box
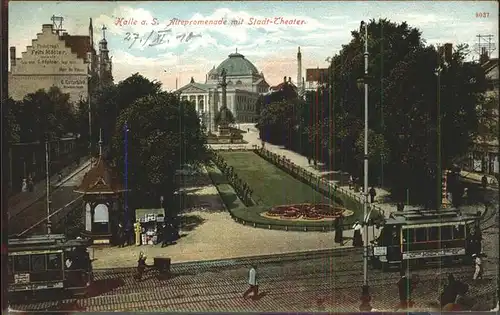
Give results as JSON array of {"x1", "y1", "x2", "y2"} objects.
[
  {"x1": 135, "y1": 252, "x2": 148, "y2": 281},
  {"x1": 352, "y1": 220, "x2": 363, "y2": 247},
  {"x1": 369, "y1": 187, "x2": 377, "y2": 203},
  {"x1": 334, "y1": 217, "x2": 343, "y2": 245},
  {"x1": 481, "y1": 175, "x2": 488, "y2": 190},
  {"x1": 21, "y1": 178, "x2": 28, "y2": 192},
  {"x1": 473, "y1": 253, "x2": 483, "y2": 282},
  {"x1": 348, "y1": 175, "x2": 354, "y2": 190},
  {"x1": 117, "y1": 223, "x2": 125, "y2": 247},
  {"x1": 161, "y1": 223, "x2": 171, "y2": 247},
  {"x1": 396, "y1": 272, "x2": 419, "y2": 309},
  {"x1": 242, "y1": 265, "x2": 259, "y2": 300},
  {"x1": 28, "y1": 176, "x2": 34, "y2": 192}
]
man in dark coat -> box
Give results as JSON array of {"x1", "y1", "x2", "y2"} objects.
[
  {"x1": 334, "y1": 217, "x2": 344, "y2": 245},
  {"x1": 161, "y1": 223, "x2": 170, "y2": 247},
  {"x1": 481, "y1": 175, "x2": 488, "y2": 190},
  {"x1": 135, "y1": 252, "x2": 148, "y2": 281},
  {"x1": 440, "y1": 273, "x2": 468, "y2": 307},
  {"x1": 397, "y1": 272, "x2": 419, "y2": 309},
  {"x1": 369, "y1": 187, "x2": 377, "y2": 203},
  {"x1": 117, "y1": 223, "x2": 125, "y2": 247}
]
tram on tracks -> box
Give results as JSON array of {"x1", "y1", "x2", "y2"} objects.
[
  {"x1": 368, "y1": 209, "x2": 482, "y2": 270},
  {"x1": 8, "y1": 234, "x2": 93, "y2": 299}
]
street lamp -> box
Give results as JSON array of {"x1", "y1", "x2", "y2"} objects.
[
  {"x1": 87, "y1": 73, "x2": 93, "y2": 169},
  {"x1": 124, "y1": 123, "x2": 131, "y2": 232},
  {"x1": 358, "y1": 20, "x2": 372, "y2": 311}
]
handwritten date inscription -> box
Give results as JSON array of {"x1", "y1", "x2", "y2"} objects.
[
  {"x1": 476, "y1": 12, "x2": 490, "y2": 18},
  {"x1": 124, "y1": 29, "x2": 202, "y2": 49}
]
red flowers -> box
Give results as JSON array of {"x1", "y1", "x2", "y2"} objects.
[{"x1": 267, "y1": 203, "x2": 345, "y2": 220}]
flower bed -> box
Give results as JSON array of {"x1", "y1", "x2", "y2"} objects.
[{"x1": 263, "y1": 203, "x2": 350, "y2": 221}]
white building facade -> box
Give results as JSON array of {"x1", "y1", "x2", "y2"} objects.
[
  {"x1": 8, "y1": 19, "x2": 113, "y2": 107},
  {"x1": 176, "y1": 51, "x2": 270, "y2": 129}
]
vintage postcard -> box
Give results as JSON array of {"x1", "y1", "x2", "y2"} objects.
[{"x1": 5, "y1": 0, "x2": 499, "y2": 313}]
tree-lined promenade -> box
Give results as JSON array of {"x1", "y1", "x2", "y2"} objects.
[
  {"x1": 6, "y1": 18, "x2": 497, "y2": 224},
  {"x1": 256, "y1": 19, "x2": 496, "y2": 208}
]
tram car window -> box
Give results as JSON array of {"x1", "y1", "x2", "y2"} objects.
[
  {"x1": 13, "y1": 255, "x2": 30, "y2": 272},
  {"x1": 8, "y1": 256, "x2": 14, "y2": 282}
]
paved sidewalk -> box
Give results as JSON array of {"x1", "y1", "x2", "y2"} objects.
[
  {"x1": 8, "y1": 158, "x2": 91, "y2": 217},
  {"x1": 232, "y1": 125, "x2": 422, "y2": 218},
  {"x1": 460, "y1": 170, "x2": 498, "y2": 187}
]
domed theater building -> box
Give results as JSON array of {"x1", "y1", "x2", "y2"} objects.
[{"x1": 176, "y1": 50, "x2": 270, "y2": 130}]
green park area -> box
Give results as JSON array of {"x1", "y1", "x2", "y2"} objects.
[
  {"x1": 218, "y1": 151, "x2": 334, "y2": 206},
  {"x1": 206, "y1": 151, "x2": 362, "y2": 230}
]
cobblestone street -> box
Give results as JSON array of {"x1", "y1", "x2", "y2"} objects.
[{"x1": 11, "y1": 247, "x2": 498, "y2": 312}]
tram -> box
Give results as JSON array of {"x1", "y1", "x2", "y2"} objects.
[
  {"x1": 368, "y1": 209, "x2": 481, "y2": 270},
  {"x1": 8, "y1": 234, "x2": 93, "y2": 299}
]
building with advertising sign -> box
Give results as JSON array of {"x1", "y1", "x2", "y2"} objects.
[{"x1": 8, "y1": 17, "x2": 113, "y2": 106}]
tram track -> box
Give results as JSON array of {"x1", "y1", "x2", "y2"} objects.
[
  {"x1": 8, "y1": 162, "x2": 89, "y2": 236},
  {"x1": 11, "y1": 253, "x2": 496, "y2": 312}
]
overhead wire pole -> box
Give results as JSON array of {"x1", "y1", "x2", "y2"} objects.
[
  {"x1": 360, "y1": 20, "x2": 372, "y2": 311},
  {"x1": 45, "y1": 140, "x2": 52, "y2": 234}
]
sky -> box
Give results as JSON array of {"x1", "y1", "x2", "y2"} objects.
[{"x1": 8, "y1": 1, "x2": 499, "y2": 91}]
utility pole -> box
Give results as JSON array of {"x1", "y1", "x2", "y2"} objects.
[
  {"x1": 45, "y1": 141, "x2": 52, "y2": 234},
  {"x1": 88, "y1": 93, "x2": 92, "y2": 166},
  {"x1": 359, "y1": 20, "x2": 372, "y2": 312},
  {"x1": 124, "y1": 123, "x2": 130, "y2": 231},
  {"x1": 436, "y1": 64, "x2": 442, "y2": 210}
]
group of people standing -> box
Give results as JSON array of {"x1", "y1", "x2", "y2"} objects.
[
  {"x1": 348, "y1": 176, "x2": 378, "y2": 203},
  {"x1": 116, "y1": 221, "x2": 179, "y2": 247}
]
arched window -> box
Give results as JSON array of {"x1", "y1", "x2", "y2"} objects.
[
  {"x1": 198, "y1": 99, "x2": 204, "y2": 112},
  {"x1": 236, "y1": 80, "x2": 242, "y2": 85},
  {"x1": 93, "y1": 204, "x2": 109, "y2": 234},
  {"x1": 227, "y1": 81, "x2": 233, "y2": 85}
]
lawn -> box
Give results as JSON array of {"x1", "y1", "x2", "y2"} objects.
[
  {"x1": 218, "y1": 151, "x2": 336, "y2": 207},
  {"x1": 205, "y1": 162, "x2": 246, "y2": 211}
]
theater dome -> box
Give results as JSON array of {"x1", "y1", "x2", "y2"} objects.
[{"x1": 215, "y1": 52, "x2": 259, "y2": 76}]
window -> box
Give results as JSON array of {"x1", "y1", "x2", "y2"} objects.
[
  {"x1": 31, "y1": 254, "x2": 46, "y2": 272},
  {"x1": 13, "y1": 255, "x2": 30, "y2": 272},
  {"x1": 441, "y1": 226, "x2": 453, "y2": 240},
  {"x1": 402, "y1": 228, "x2": 414, "y2": 244},
  {"x1": 8, "y1": 256, "x2": 13, "y2": 276},
  {"x1": 94, "y1": 204, "x2": 109, "y2": 223},
  {"x1": 453, "y1": 225, "x2": 465, "y2": 239},
  {"x1": 47, "y1": 253, "x2": 62, "y2": 270},
  {"x1": 415, "y1": 228, "x2": 427, "y2": 242},
  {"x1": 429, "y1": 227, "x2": 440, "y2": 241}
]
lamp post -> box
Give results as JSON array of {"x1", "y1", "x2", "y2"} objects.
[
  {"x1": 124, "y1": 123, "x2": 130, "y2": 232},
  {"x1": 87, "y1": 73, "x2": 93, "y2": 169},
  {"x1": 435, "y1": 64, "x2": 443, "y2": 210},
  {"x1": 359, "y1": 20, "x2": 372, "y2": 311}
]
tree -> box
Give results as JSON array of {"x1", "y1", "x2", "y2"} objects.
[
  {"x1": 111, "y1": 92, "x2": 207, "y2": 218},
  {"x1": 16, "y1": 87, "x2": 75, "y2": 142},
  {"x1": 4, "y1": 98, "x2": 21, "y2": 143},
  {"x1": 255, "y1": 19, "x2": 487, "y2": 207},
  {"x1": 93, "y1": 73, "x2": 163, "y2": 152}
]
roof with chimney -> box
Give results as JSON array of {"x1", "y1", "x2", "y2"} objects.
[
  {"x1": 270, "y1": 78, "x2": 297, "y2": 92},
  {"x1": 74, "y1": 156, "x2": 126, "y2": 195}
]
